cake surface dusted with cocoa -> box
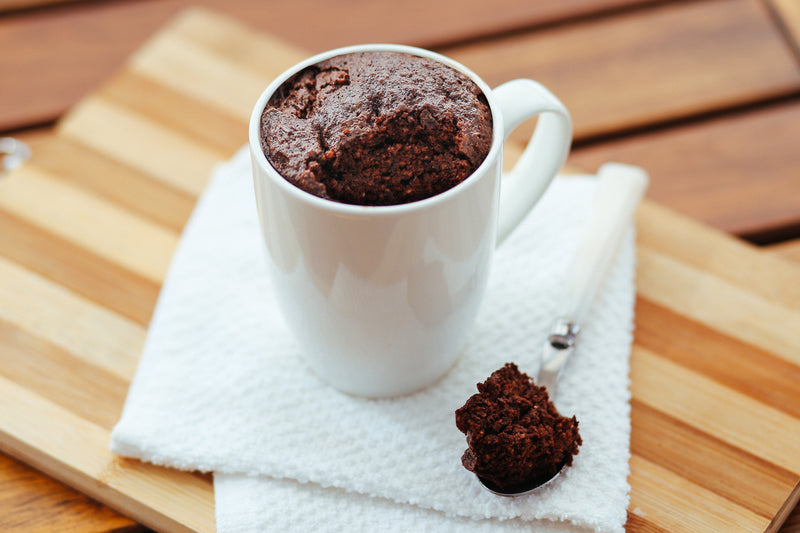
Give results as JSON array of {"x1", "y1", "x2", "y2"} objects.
[
  {"x1": 260, "y1": 51, "x2": 493, "y2": 206},
  {"x1": 455, "y1": 363, "x2": 582, "y2": 492}
]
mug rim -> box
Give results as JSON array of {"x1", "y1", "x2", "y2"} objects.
[{"x1": 248, "y1": 43, "x2": 504, "y2": 216}]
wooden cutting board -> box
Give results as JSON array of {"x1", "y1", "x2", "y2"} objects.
[{"x1": 0, "y1": 8, "x2": 798, "y2": 532}]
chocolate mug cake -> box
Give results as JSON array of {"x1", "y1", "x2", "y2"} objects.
[{"x1": 259, "y1": 51, "x2": 493, "y2": 206}]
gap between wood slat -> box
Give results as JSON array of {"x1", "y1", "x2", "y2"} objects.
[
  {"x1": 443, "y1": 0, "x2": 800, "y2": 142},
  {"x1": 570, "y1": 99, "x2": 800, "y2": 242},
  {"x1": 0, "y1": 5, "x2": 796, "y2": 532},
  {"x1": 0, "y1": 0, "x2": 115, "y2": 15},
  {"x1": 768, "y1": 239, "x2": 800, "y2": 263}
]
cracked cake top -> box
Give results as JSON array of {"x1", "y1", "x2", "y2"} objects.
[{"x1": 260, "y1": 51, "x2": 493, "y2": 206}]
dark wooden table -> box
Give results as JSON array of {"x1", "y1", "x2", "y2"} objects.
[{"x1": 1, "y1": 0, "x2": 799, "y2": 531}]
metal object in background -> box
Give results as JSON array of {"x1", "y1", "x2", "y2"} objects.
[{"x1": 1, "y1": 137, "x2": 31, "y2": 175}]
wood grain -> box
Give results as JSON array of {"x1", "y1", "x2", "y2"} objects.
[
  {"x1": 628, "y1": 453, "x2": 768, "y2": 532},
  {"x1": 60, "y1": 99, "x2": 224, "y2": 197},
  {"x1": 0, "y1": 254, "x2": 145, "y2": 381},
  {"x1": 568, "y1": 100, "x2": 800, "y2": 241},
  {"x1": 1, "y1": 8, "x2": 799, "y2": 533},
  {"x1": 770, "y1": 0, "x2": 800, "y2": 55},
  {"x1": 7, "y1": 0, "x2": 798, "y2": 241},
  {"x1": 0, "y1": 0, "x2": 98, "y2": 13},
  {"x1": 443, "y1": 0, "x2": 800, "y2": 141},
  {"x1": 19, "y1": 130, "x2": 196, "y2": 234},
  {"x1": 769, "y1": 239, "x2": 800, "y2": 263},
  {"x1": 635, "y1": 203, "x2": 800, "y2": 366},
  {"x1": 0, "y1": 120, "x2": 153, "y2": 532},
  {"x1": 0, "y1": 374, "x2": 214, "y2": 533},
  {"x1": 635, "y1": 201, "x2": 800, "y2": 310},
  {"x1": 634, "y1": 297, "x2": 800, "y2": 419},
  {"x1": 0, "y1": 208, "x2": 160, "y2": 327},
  {"x1": 0, "y1": 453, "x2": 146, "y2": 533},
  {"x1": 3, "y1": 0, "x2": 800, "y2": 139},
  {"x1": 630, "y1": 397, "x2": 796, "y2": 519},
  {"x1": 0, "y1": 0, "x2": 663, "y2": 132},
  {"x1": 0, "y1": 165, "x2": 178, "y2": 284}
]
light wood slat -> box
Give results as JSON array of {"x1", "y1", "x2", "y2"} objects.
[
  {"x1": 0, "y1": 208, "x2": 159, "y2": 327},
  {"x1": 9, "y1": 125, "x2": 160, "y2": 533},
  {"x1": 637, "y1": 245, "x2": 800, "y2": 367},
  {"x1": 767, "y1": 235, "x2": 800, "y2": 533},
  {"x1": 631, "y1": 346, "x2": 800, "y2": 476},
  {"x1": 164, "y1": 7, "x2": 306, "y2": 88},
  {"x1": 628, "y1": 454, "x2": 770, "y2": 532},
  {"x1": 129, "y1": 27, "x2": 271, "y2": 121},
  {"x1": 631, "y1": 399, "x2": 796, "y2": 519},
  {"x1": 770, "y1": 0, "x2": 800, "y2": 53},
  {"x1": 0, "y1": 318, "x2": 131, "y2": 431},
  {"x1": 22, "y1": 132, "x2": 196, "y2": 234},
  {"x1": 0, "y1": 453, "x2": 144, "y2": 533},
  {"x1": 59, "y1": 98, "x2": 224, "y2": 197},
  {"x1": 0, "y1": 375, "x2": 214, "y2": 533},
  {"x1": 102, "y1": 70, "x2": 248, "y2": 157},
  {"x1": 635, "y1": 201, "x2": 800, "y2": 308},
  {"x1": 569, "y1": 101, "x2": 800, "y2": 240},
  {"x1": 444, "y1": 0, "x2": 800, "y2": 141},
  {"x1": 0, "y1": 256, "x2": 144, "y2": 382},
  {"x1": 769, "y1": 239, "x2": 800, "y2": 263},
  {"x1": 635, "y1": 298, "x2": 800, "y2": 419},
  {"x1": 0, "y1": 166, "x2": 178, "y2": 285}
]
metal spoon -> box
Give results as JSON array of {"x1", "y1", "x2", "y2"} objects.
[{"x1": 478, "y1": 163, "x2": 649, "y2": 496}]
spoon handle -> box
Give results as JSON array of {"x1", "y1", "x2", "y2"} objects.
[
  {"x1": 539, "y1": 164, "x2": 648, "y2": 395},
  {"x1": 558, "y1": 163, "x2": 649, "y2": 325}
]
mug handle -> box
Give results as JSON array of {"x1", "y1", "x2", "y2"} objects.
[{"x1": 492, "y1": 79, "x2": 573, "y2": 245}]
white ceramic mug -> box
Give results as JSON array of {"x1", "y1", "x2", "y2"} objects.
[{"x1": 250, "y1": 44, "x2": 571, "y2": 397}]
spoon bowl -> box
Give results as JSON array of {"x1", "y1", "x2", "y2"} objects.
[{"x1": 477, "y1": 460, "x2": 567, "y2": 496}]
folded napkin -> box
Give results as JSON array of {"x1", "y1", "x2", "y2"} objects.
[{"x1": 111, "y1": 147, "x2": 636, "y2": 533}]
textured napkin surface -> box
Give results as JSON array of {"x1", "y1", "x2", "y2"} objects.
[
  {"x1": 214, "y1": 474, "x2": 593, "y2": 533},
  {"x1": 111, "y1": 147, "x2": 636, "y2": 533}
]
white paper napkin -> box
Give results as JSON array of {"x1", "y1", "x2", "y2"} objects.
[
  {"x1": 214, "y1": 473, "x2": 594, "y2": 533},
  {"x1": 111, "y1": 147, "x2": 636, "y2": 533}
]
